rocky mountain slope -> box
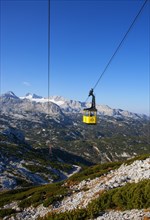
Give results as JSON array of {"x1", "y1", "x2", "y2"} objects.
[
  {"x1": 0, "y1": 91, "x2": 149, "y2": 219},
  {"x1": 19, "y1": 92, "x2": 148, "y2": 119},
  {"x1": 0, "y1": 128, "x2": 91, "y2": 191},
  {"x1": 0, "y1": 154, "x2": 149, "y2": 219},
  {"x1": 0, "y1": 91, "x2": 150, "y2": 164}
]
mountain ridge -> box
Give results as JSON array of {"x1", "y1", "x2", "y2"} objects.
[
  {"x1": 1, "y1": 91, "x2": 149, "y2": 119},
  {"x1": 0, "y1": 91, "x2": 149, "y2": 219},
  {"x1": 0, "y1": 91, "x2": 149, "y2": 166}
]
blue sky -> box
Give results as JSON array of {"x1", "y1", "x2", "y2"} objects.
[{"x1": 1, "y1": 0, "x2": 149, "y2": 115}]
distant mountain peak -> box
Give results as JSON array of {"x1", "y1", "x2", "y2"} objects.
[
  {"x1": 50, "y1": 95, "x2": 67, "y2": 102},
  {"x1": 25, "y1": 93, "x2": 43, "y2": 99},
  {"x1": 2, "y1": 91, "x2": 19, "y2": 99},
  {"x1": 1, "y1": 91, "x2": 148, "y2": 119}
]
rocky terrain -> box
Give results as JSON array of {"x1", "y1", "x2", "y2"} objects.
[
  {"x1": 0, "y1": 128, "x2": 87, "y2": 191},
  {"x1": 0, "y1": 92, "x2": 149, "y2": 164},
  {"x1": 0, "y1": 155, "x2": 150, "y2": 219},
  {"x1": 20, "y1": 92, "x2": 148, "y2": 119},
  {"x1": 0, "y1": 91, "x2": 150, "y2": 190},
  {"x1": 1, "y1": 91, "x2": 149, "y2": 119},
  {"x1": 0, "y1": 91, "x2": 149, "y2": 219}
]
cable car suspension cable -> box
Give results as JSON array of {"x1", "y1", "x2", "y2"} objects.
[
  {"x1": 46, "y1": 0, "x2": 53, "y2": 149},
  {"x1": 48, "y1": 0, "x2": 50, "y2": 115},
  {"x1": 86, "y1": 0, "x2": 149, "y2": 102}
]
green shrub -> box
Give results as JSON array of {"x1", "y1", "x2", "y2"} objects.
[
  {"x1": 0, "y1": 182, "x2": 68, "y2": 210},
  {"x1": 88, "y1": 179, "x2": 150, "y2": 216},
  {"x1": 43, "y1": 197, "x2": 55, "y2": 207},
  {"x1": 19, "y1": 192, "x2": 44, "y2": 208},
  {"x1": 66, "y1": 161, "x2": 122, "y2": 184},
  {"x1": 38, "y1": 208, "x2": 88, "y2": 220},
  {"x1": 40, "y1": 179, "x2": 150, "y2": 220},
  {"x1": 125, "y1": 154, "x2": 150, "y2": 166},
  {"x1": 0, "y1": 208, "x2": 16, "y2": 218}
]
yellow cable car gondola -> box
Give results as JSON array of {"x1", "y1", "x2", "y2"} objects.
[{"x1": 83, "y1": 89, "x2": 97, "y2": 125}]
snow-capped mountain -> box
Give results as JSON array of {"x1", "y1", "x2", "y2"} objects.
[
  {"x1": 20, "y1": 93, "x2": 47, "y2": 103},
  {"x1": 24, "y1": 93, "x2": 43, "y2": 99},
  {"x1": 1, "y1": 91, "x2": 19, "y2": 100},
  {"x1": 18, "y1": 92, "x2": 148, "y2": 119},
  {"x1": 0, "y1": 91, "x2": 149, "y2": 198},
  {"x1": 0, "y1": 92, "x2": 63, "y2": 116}
]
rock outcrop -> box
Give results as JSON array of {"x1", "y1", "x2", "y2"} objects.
[{"x1": 3, "y1": 157, "x2": 150, "y2": 220}]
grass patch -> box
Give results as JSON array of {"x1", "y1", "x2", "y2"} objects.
[
  {"x1": 0, "y1": 182, "x2": 69, "y2": 210},
  {"x1": 66, "y1": 154, "x2": 150, "y2": 185},
  {"x1": 39, "y1": 179, "x2": 150, "y2": 220},
  {"x1": 0, "y1": 154, "x2": 149, "y2": 218},
  {"x1": 125, "y1": 154, "x2": 150, "y2": 165},
  {"x1": 66, "y1": 161, "x2": 123, "y2": 185},
  {"x1": 0, "y1": 208, "x2": 16, "y2": 218},
  {"x1": 87, "y1": 179, "x2": 150, "y2": 217}
]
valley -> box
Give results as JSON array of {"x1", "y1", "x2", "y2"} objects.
[
  {"x1": 0, "y1": 91, "x2": 149, "y2": 219},
  {"x1": 0, "y1": 92, "x2": 149, "y2": 164}
]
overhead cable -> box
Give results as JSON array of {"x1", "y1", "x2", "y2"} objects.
[
  {"x1": 92, "y1": 0, "x2": 149, "y2": 93},
  {"x1": 48, "y1": 0, "x2": 50, "y2": 115}
]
